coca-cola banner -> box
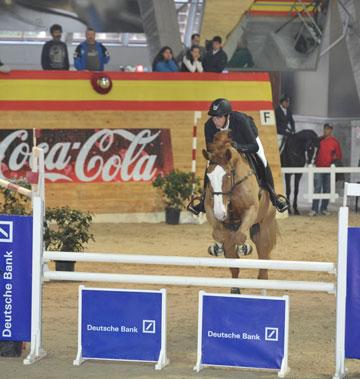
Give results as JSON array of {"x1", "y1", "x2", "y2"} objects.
[{"x1": 0, "y1": 129, "x2": 174, "y2": 183}]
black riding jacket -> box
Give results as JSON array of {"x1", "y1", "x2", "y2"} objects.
[{"x1": 204, "y1": 112, "x2": 259, "y2": 153}]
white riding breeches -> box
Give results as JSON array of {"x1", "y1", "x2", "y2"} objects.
[{"x1": 256, "y1": 137, "x2": 268, "y2": 167}]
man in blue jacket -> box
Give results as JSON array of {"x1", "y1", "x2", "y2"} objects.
[{"x1": 74, "y1": 28, "x2": 110, "y2": 71}]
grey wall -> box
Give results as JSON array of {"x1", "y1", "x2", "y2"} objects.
[{"x1": 0, "y1": 43, "x2": 151, "y2": 71}]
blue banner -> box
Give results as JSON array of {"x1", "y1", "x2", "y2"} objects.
[
  {"x1": 200, "y1": 294, "x2": 287, "y2": 370},
  {"x1": 81, "y1": 288, "x2": 163, "y2": 362},
  {"x1": 345, "y1": 227, "x2": 360, "y2": 359},
  {"x1": 0, "y1": 214, "x2": 32, "y2": 342}
]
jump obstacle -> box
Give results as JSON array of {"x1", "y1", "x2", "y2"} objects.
[{"x1": 0, "y1": 146, "x2": 359, "y2": 379}]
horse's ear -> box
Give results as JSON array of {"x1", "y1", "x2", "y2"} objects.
[
  {"x1": 225, "y1": 148, "x2": 232, "y2": 162},
  {"x1": 202, "y1": 149, "x2": 211, "y2": 161}
]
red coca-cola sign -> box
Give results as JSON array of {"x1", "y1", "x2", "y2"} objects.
[{"x1": 0, "y1": 129, "x2": 174, "y2": 183}]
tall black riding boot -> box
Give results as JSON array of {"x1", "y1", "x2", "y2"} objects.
[{"x1": 264, "y1": 165, "x2": 289, "y2": 213}]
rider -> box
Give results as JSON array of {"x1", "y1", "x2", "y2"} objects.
[{"x1": 188, "y1": 98, "x2": 289, "y2": 215}]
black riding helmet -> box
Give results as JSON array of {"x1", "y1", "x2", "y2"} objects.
[{"x1": 208, "y1": 98, "x2": 232, "y2": 117}]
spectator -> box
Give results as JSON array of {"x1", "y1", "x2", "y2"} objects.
[
  {"x1": 74, "y1": 28, "x2": 110, "y2": 71},
  {"x1": 227, "y1": 37, "x2": 254, "y2": 69},
  {"x1": 176, "y1": 33, "x2": 207, "y2": 66},
  {"x1": 41, "y1": 24, "x2": 69, "y2": 70},
  {"x1": 0, "y1": 59, "x2": 10, "y2": 73},
  {"x1": 275, "y1": 94, "x2": 295, "y2": 152},
  {"x1": 202, "y1": 36, "x2": 228, "y2": 73},
  {"x1": 181, "y1": 45, "x2": 203, "y2": 72},
  {"x1": 309, "y1": 123, "x2": 342, "y2": 216},
  {"x1": 152, "y1": 46, "x2": 178, "y2": 72}
]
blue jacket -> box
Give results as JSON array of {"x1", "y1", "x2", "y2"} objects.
[
  {"x1": 74, "y1": 41, "x2": 110, "y2": 71},
  {"x1": 154, "y1": 60, "x2": 178, "y2": 72}
]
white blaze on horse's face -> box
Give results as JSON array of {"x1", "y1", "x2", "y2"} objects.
[{"x1": 207, "y1": 165, "x2": 227, "y2": 221}]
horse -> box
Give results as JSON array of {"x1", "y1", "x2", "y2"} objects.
[
  {"x1": 280, "y1": 130, "x2": 319, "y2": 215},
  {"x1": 203, "y1": 130, "x2": 277, "y2": 293}
]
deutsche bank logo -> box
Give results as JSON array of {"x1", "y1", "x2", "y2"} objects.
[
  {"x1": 0, "y1": 221, "x2": 13, "y2": 243},
  {"x1": 142, "y1": 320, "x2": 156, "y2": 334},
  {"x1": 265, "y1": 327, "x2": 279, "y2": 341}
]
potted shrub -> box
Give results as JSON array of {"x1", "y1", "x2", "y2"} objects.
[
  {"x1": 44, "y1": 207, "x2": 94, "y2": 271},
  {"x1": 152, "y1": 170, "x2": 200, "y2": 224}
]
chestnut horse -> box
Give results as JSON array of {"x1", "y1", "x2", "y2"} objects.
[{"x1": 203, "y1": 131, "x2": 277, "y2": 292}]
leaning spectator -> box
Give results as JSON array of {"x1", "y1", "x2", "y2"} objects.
[
  {"x1": 275, "y1": 94, "x2": 295, "y2": 152},
  {"x1": 74, "y1": 28, "x2": 110, "y2": 71},
  {"x1": 309, "y1": 123, "x2": 342, "y2": 216},
  {"x1": 227, "y1": 37, "x2": 254, "y2": 69},
  {"x1": 202, "y1": 36, "x2": 228, "y2": 73},
  {"x1": 181, "y1": 45, "x2": 203, "y2": 72},
  {"x1": 0, "y1": 59, "x2": 10, "y2": 73},
  {"x1": 41, "y1": 24, "x2": 69, "y2": 70},
  {"x1": 152, "y1": 46, "x2": 178, "y2": 72},
  {"x1": 176, "y1": 33, "x2": 206, "y2": 66}
]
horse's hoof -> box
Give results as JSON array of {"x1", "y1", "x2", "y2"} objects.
[
  {"x1": 236, "y1": 244, "x2": 252, "y2": 257},
  {"x1": 208, "y1": 243, "x2": 224, "y2": 256},
  {"x1": 294, "y1": 209, "x2": 300, "y2": 215},
  {"x1": 230, "y1": 287, "x2": 241, "y2": 294}
]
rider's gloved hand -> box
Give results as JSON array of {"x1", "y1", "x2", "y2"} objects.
[{"x1": 232, "y1": 141, "x2": 250, "y2": 153}]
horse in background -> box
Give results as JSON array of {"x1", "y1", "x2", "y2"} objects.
[
  {"x1": 203, "y1": 131, "x2": 277, "y2": 293},
  {"x1": 280, "y1": 130, "x2": 319, "y2": 215}
]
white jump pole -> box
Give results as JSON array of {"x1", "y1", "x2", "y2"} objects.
[{"x1": 44, "y1": 251, "x2": 336, "y2": 273}]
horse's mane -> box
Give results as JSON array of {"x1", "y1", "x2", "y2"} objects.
[{"x1": 208, "y1": 130, "x2": 233, "y2": 158}]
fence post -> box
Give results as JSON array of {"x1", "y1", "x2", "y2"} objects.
[
  {"x1": 23, "y1": 148, "x2": 46, "y2": 364},
  {"x1": 330, "y1": 164, "x2": 337, "y2": 203},
  {"x1": 307, "y1": 164, "x2": 314, "y2": 203}
]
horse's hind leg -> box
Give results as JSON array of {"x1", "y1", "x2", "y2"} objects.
[
  {"x1": 223, "y1": 237, "x2": 240, "y2": 294},
  {"x1": 251, "y1": 217, "x2": 277, "y2": 280}
]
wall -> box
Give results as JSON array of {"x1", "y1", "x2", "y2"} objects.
[
  {"x1": 0, "y1": 71, "x2": 282, "y2": 215},
  {"x1": 0, "y1": 43, "x2": 151, "y2": 71}
]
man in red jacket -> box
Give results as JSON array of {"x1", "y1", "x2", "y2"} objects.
[{"x1": 309, "y1": 123, "x2": 342, "y2": 216}]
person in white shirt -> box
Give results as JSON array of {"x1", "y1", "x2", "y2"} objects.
[{"x1": 181, "y1": 45, "x2": 203, "y2": 72}]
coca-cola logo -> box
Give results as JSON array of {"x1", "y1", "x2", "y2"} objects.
[{"x1": 0, "y1": 129, "x2": 174, "y2": 183}]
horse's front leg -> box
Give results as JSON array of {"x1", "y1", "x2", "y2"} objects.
[
  {"x1": 285, "y1": 173, "x2": 292, "y2": 214},
  {"x1": 293, "y1": 173, "x2": 302, "y2": 215},
  {"x1": 234, "y1": 205, "x2": 258, "y2": 253}
]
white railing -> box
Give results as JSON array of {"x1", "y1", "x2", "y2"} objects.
[{"x1": 281, "y1": 165, "x2": 360, "y2": 203}]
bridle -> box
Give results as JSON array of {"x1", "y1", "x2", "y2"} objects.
[{"x1": 209, "y1": 162, "x2": 254, "y2": 231}]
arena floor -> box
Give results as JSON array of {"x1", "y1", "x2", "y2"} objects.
[{"x1": 2, "y1": 212, "x2": 360, "y2": 379}]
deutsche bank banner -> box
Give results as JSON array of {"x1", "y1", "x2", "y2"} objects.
[
  {"x1": 345, "y1": 227, "x2": 360, "y2": 359},
  {"x1": 195, "y1": 291, "x2": 289, "y2": 376},
  {"x1": 0, "y1": 214, "x2": 32, "y2": 342},
  {"x1": 74, "y1": 286, "x2": 168, "y2": 369}
]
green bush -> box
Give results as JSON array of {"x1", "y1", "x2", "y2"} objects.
[
  {"x1": 44, "y1": 207, "x2": 94, "y2": 252},
  {"x1": 152, "y1": 170, "x2": 200, "y2": 211},
  {"x1": 0, "y1": 180, "x2": 31, "y2": 215}
]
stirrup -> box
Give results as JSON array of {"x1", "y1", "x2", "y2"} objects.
[
  {"x1": 208, "y1": 242, "x2": 224, "y2": 256},
  {"x1": 275, "y1": 194, "x2": 289, "y2": 213},
  {"x1": 187, "y1": 196, "x2": 204, "y2": 216}
]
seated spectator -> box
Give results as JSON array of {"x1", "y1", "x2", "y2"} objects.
[
  {"x1": 227, "y1": 37, "x2": 254, "y2": 69},
  {"x1": 41, "y1": 24, "x2": 69, "y2": 70},
  {"x1": 203, "y1": 36, "x2": 228, "y2": 73},
  {"x1": 74, "y1": 28, "x2": 110, "y2": 71},
  {"x1": 181, "y1": 45, "x2": 203, "y2": 72},
  {"x1": 0, "y1": 59, "x2": 10, "y2": 73},
  {"x1": 152, "y1": 46, "x2": 178, "y2": 72}
]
